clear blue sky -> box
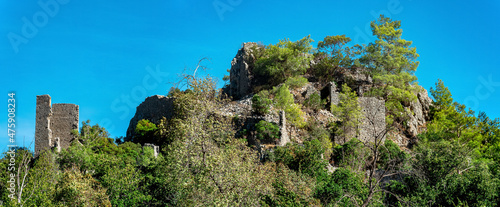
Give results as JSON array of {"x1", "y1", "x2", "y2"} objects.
[{"x1": 1, "y1": 0, "x2": 499, "y2": 151}]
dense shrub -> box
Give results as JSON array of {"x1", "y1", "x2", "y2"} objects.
[
  {"x1": 274, "y1": 84, "x2": 306, "y2": 128},
  {"x1": 255, "y1": 120, "x2": 280, "y2": 142},
  {"x1": 284, "y1": 76, "x2": 309, "y2": 89},
  {"x1": 252, "y1": 91, "x2": 272, "y2": 115},
  {"x1": 304, "y1": 92, "x2": 325, "y2": 111}
]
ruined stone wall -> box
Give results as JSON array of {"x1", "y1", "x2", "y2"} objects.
[
  {"x1": 357, "y1": 97, "x2": 386, "y2": 143},
  {"x1": 51, "y1": 104, "x2": 79, "y2": 150},
  {"x1": 35, "y1": 95, "x2": 52, "y2": 156},
  {"x1": 278, "y1": 110, "x2": 289, "y2": 146},
  {"x1": 35, "y1": 95, "x2": 79, "y2": 156}
]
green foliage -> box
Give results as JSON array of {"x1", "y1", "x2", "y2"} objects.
[
  {"x1": 361, "y1": 15, "x2": 419, "y2": 75},
  {"x1": 274, "y1": 84, "x2": 306, "y2": 128},
  {"x1": 360, "y1": 15, "x2": 420, "y2": 127},
  {"x1": 273, "y1": 140, "x2": 327, "y2": 177},
  {"x1": 135, "y1": 119, "x2": 157, "y2": 137},
  {"x1": 427, "y1": 79, "x2": 479, "y2": 143},
  {"x1": 256, "y1": 120, "x2": 280, "y2": 142},
  {"x1": 285, "y1": 76, "x2": 309, "y2": 89},
  {"x1": 304, "y1": 92, "x2": 325, "y2": 111},
  {"x1": 101, "y1": 164, "x2": 151, "y2": 206},
  {"x1": 314, "y1": 35, "x2": 358, "y2": 82},
  {"x1": 261, "y1": 164, "x2": 320, "y2": 206},
  {"x1": 331, "y1": 84, "x2": 362, "y2": 142},
  {"x1": 315, "y1": 167, "x2": 367, "y2": 206},
  {"x1": 55, "y1": 168, "x2": 111, "y2": 207},
  {"x1": 255, "y1": 36, "x2": 313, "y2": 85},
  {"x1": 367, "y1": 72, "x2": 418, "y2": 125},
  {"x1": 387, "y1": 138, "x2": 500, "y2": 206},
  {"x1": 252, "y1": 90, "x2": 272, "y2": 115},
  {"x1": 332, "y1": 138, "x2": 369, "y2": 171},
  {"x1": 78, "y1": 120, "x2": 110, "y2": 145},
  {"x1": 378, "y1": 139, "x2": 406, "y2": 169},
  {"x1": 306, "y1": 121, "x2": 333, "y2": 159}
]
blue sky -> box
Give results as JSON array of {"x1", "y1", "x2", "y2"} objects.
[{"x1": 1, "y1": 0, "x2": 499, "y2": 151}]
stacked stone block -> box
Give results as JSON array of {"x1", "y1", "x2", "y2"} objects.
[{"x1": 35, "y1": 95, "x2": 79, "y2": 156}]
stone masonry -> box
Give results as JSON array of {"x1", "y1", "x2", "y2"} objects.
[
  {"x1": 278, "y1": 110, "x2": 289, "y2": 146},
  {"x1": 35, "y1": 95, "x2": 79, "y2": 156},
  {"x1": 357, "y1": 97, "x2": 386, "y2": 143}
]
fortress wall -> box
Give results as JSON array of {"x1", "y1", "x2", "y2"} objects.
[
  {"x1": 51, "y1": 104, "x2": 79, "y2": 150},
  {"x1": 35, "y1": 95, "x2": 52, "y2": 156}
]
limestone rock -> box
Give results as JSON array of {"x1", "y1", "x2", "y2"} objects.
[
  {"x1": 126, "y1": 95, "x2": 174, "y2": 138},
  {"x1": 404, "y1": 86, "x2": 433, "y2": 138},
  {"x1": 230, "y1": 43, "x2": 259, "y2": 100}
]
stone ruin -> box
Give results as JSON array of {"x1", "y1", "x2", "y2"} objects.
[
  {"x1": 126, "y1": 43, "x2": 432, "y2": 148},
  {"x1": 35, "y1": 95, "x2": 79, "y2": 156}
]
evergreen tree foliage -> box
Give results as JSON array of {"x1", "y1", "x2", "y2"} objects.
[
  {"x1": 331, "y1": 83, "x2": 362, "y2": 143},
  {"x1": 255, "y1": 36, "x2": 314, "y2": 85}
]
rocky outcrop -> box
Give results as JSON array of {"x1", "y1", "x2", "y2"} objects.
[
  {"x1": 229, "y1": 43, "x2": 259, "y2": 100},
  {"x1": 126, "y1": 95, "x2": 174, "y2": 138},
  {"x1": 405, "y1": 86, "x2": 433, "y2": 138}
]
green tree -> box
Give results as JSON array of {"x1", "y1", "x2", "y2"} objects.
[
  {"x1": 133, "y1": 119, "x2": 158, "y2": 144},
  {"x1": 54, "y1": 168, "x2": 111, "y2": 207},
  {"x1": 314, "y1": 35, "x2": 358, "y2": 82},
  {"x1": 274, "y1": 84, "x2": 306, "y2": 128},
  {"x1": 255, "y1": 36, "x2": 313, "y2": 85},
  {"x1": 331, "y1": 83, "x2": 362, "y2": 143},
  {"x1": 273, "y1": 140, "x2": 327, "y2": 177},
  {"x1": 255, "y1": 120, "x2": 280, "y2": 142},
  {"x1": 315, "y1": 167, "x2": 368, "y2": 206},
  {"x1": 361, "y1": 15, "x2": 419, "y2": 75},
  {"x1": 252, "y1": 91, "x2": 272, "y2": 115},
  {"x1": 361, "y1": 15, "x2": 420, "y2": 126}
]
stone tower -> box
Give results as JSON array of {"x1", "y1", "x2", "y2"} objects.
[{"x1": 35, "y1": 95, "x2": 79, "y2": 156}]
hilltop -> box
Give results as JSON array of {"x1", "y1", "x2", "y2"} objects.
[{"x1": 1, "y1": 15, "x2": 499, "y2": 207}]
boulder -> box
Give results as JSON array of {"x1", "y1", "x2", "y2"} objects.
[{"x1": 126, "y1": 95, "x2": 174, "y2": 138}]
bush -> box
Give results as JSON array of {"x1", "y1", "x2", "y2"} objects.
[
  {"x1": 332, "y1": 138, "x2": 368, "y2": 170},
  {"x1": 307, "y1": 121, "x2": 332, "y2": 159},
  {"x1": 273, "y1": 140, "x2": 327, "y2": 177},
  {"x1": 304, "y1": 92, "x2": 325, "y2": 111},
  {"x1": 135, "y1": 119, "x2": 157, "y2": 137},
  {"x1": 285, "y1": 76, "x2": 309, "y2": 89},
  {"x1": 134, "y1": 119, "x2": 158, "y2": 144},
  {"x1": 255, "y1": 120, "x2": 280, "y2": 142},
  {"x1": 274, "y1": 84, "x2": 306, "y2": 128},
  {"x1": 315, "y1": 167, "x2": 366, "y2": 206},
  {"x1": 252, "y1": 91, "x2": 272, "y2": 115}
]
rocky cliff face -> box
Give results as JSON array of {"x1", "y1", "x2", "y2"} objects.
[
  {"x1": 229, "y1": 42, "x2": 259, "y2": 100},
  {"x1": 405, "y1": 86, "x2": 433, "y2": 138},
  {"x1": 126, "y1": 95, "x2": 174, "y2": 138}
]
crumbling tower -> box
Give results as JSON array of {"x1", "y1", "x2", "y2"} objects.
[{"x1": 35, "y1": 95, "x2": 79, "y2": 156}]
